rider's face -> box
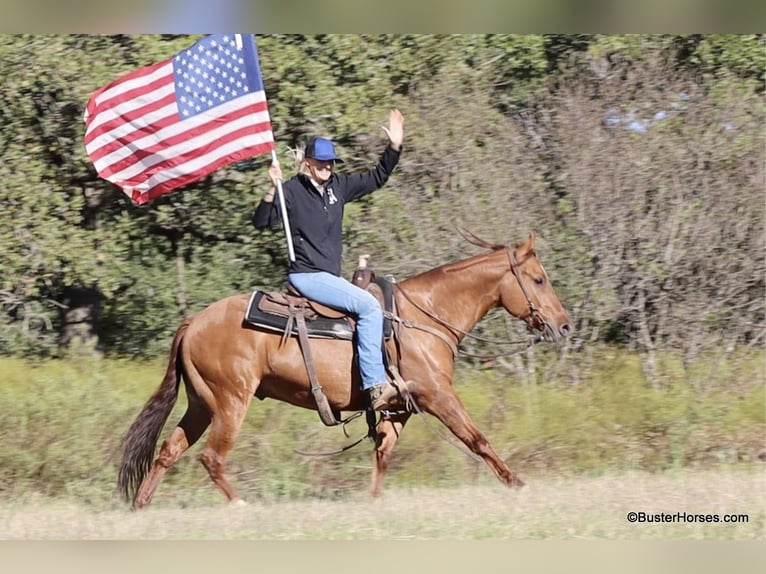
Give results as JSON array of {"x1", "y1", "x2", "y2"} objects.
[{"x1": 307, "y1": 158, "x2": 335, "y2": 184}]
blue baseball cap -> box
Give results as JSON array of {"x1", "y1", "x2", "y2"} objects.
[{"x1": 305, "y1": 137, "x2": 343, "y2": 162}]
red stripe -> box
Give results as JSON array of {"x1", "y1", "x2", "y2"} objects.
[
  {"x1": 86, "y1": 60, "x2": 172, "y2": 117},
  {"x1": 131, "y1": 140, "x2": 275, "y2": 205},
  {"x1": 88, "y1": 97, "x2": 269, "y2": 167},
  {"x1": 96, "y1": 104, "x2": 271, "y2": 180},
  {"x1": 85, "y1": 90, "x2": 178, "y2": 151},
  {"x1": 84, "y1": 60, "x2": 172, "y2": 133},
  {"x1": 115, "y1": 122, "x2": 273, "y2": 189}
]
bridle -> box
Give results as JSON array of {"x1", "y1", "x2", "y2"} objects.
[
  {"x1": 506, "y1": 247, "x2": 551, "y2": 339},
  {"x1": 392, "y1": 246, "x2": 551, "y2": 356}
]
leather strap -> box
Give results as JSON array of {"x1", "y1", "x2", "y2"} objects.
[
  {"x1": 507, "y1": 248, "x2": 545, "y2": 328},
  {"x1": 383, "y1": 311, "x2": 459, "y2": 358},
  {"x1": 293, "y1": 309, "x2": 340, "y2": 426}
]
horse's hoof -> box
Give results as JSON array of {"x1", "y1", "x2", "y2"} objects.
[
  {"x1": 231, "y1": 498, "x2": 248, "y2": 508},
  {"x1": 507, "y1": 475, "x2": 526, "y2": 489}
]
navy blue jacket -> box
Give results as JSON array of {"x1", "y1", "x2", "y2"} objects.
[{"x1": 252, "y1": 145, "x2": 401, "y2": 276}]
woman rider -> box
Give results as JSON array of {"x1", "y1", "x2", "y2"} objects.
[{"x1": 252, "y1": 109, "x2": 405, "y2": 410}]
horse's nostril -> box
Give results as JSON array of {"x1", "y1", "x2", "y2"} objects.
[{"x1": 560, "y1": 323, "x2": 572, "y2": 337}]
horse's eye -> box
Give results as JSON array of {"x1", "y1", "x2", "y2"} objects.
[{"x1": 534, "y1": 277, "x2": 545, "y2": 285}]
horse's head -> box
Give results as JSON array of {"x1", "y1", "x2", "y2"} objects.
[{"x1": 499, "y1": 232, "x2": 572, "y2": 342}]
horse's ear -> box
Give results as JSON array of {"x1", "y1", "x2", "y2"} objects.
[{"x1": 516, "y1": 231, "x2": 536, "y2": 258}]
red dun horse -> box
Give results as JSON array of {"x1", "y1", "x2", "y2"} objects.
[{"x1": 118, "y1": 231, "x2": 571, "y2": 508}]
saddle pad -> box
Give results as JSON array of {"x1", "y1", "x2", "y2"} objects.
[
  {"x1": 245, "y1": 291, "x2": 354, "y2": 340},
  {"x1": 243, "y1": 277, "x2": 394, "y2": 341}
]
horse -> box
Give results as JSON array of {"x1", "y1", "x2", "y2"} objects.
[{"x1": 118, "y1": 230, "x2": 572, "y2": 508}]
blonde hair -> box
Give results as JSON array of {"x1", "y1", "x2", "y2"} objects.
[
  {"x1": 287, "y1": 146, "x2": 309, "y2": 175},
  {"x1": 291, "y1": 144, "x2": 336, "y2": 176}
]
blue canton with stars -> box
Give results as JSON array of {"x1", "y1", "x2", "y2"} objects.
[{"x1": 172, "y1": 34, "x2": 266, "y2": 118}]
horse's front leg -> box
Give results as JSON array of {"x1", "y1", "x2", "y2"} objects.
[{"x1": 416, "y1": 385, "x2": 525, "y2": 489}]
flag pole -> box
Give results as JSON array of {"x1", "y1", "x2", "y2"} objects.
[
  {"x1": 236, "y1": 34, "x2": 295, "y2": 263},
  {"x1": 271, "y1": 150, "x2": 295, "y2": 262}
]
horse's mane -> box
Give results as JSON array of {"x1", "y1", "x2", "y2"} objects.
[
  {"x1": 403, "y1": 227, "x2": 510, "y2": 280},
  {"x1": 455, "y1": 226, "x2": 506, "y2": 251},
  {"x1": 419, "y1": 227, "x2": 507, "y2": 275}
]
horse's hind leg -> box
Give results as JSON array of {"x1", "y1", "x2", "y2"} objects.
[
  {"x1": 133, "y1": 398, "x2": 211, "y2": 509},
  {"x1": 198, "y1": 394, "x2": 253, "y2": 505},
  {"x1": 370, "y1": 412, "x2": 411, "y2": 497}
]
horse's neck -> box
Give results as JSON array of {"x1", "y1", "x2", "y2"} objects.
[{"x1": 401, "y1": 251, "x2": 506, "y2": 338}]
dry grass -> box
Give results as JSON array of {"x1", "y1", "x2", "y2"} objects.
[{"x1": 1, "y1": 468, "x2": 763, "y2": 540}]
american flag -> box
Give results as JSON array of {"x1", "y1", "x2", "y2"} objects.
[{"x1": 84, "y1": 34, "x2": 275, "y2": 205}]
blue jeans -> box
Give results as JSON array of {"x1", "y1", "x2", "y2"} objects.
[{"x1": 288, "y1": 271, "x2": 387, "y2": 390}]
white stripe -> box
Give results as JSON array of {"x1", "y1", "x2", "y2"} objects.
[
  {"x1": 89, "y1": 91, "x2": 268, "y2": 171},
  {"x1": 86, "y1": 101, "x2": 179, "y2": 160},
  {"x1": 128, "y1": 131, "x2": 275, "y2": 192},
  {"x1": 94, "y1": 61, "x2": 174, "y2": 109},
  {"x1": 85, "y1": 82, "x2": 176, "y2": 140},
  {"x1": 106, "y1": 107, "x2": 272, "y2": 183}
]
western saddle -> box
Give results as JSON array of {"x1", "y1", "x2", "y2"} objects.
[{"x1": 244, "y1": 256, "x2": 395, "y2": 426}]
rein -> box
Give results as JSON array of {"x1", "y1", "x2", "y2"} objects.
[
  {"x1": 390, "y1": 246, "x2": 546, "y2": 357},
  {"x1": 383, "y1": 306, "x2": 459, "y2": 357},
  {"x1": 293, "y1": 411, "x2": 372, "y2": 457}
]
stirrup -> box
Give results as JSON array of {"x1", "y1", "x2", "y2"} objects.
[{"x1": 368, "y1": 380, "x2": 410, "y2": 411}]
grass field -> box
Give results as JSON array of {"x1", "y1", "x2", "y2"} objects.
[
  {"x1": 0, "y1": 351, "x2": 762, "y2": 543},
  {"x1": 1, "y1": 468, "x2": 762, "y2": 540}
]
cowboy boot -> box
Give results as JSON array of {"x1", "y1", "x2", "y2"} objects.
[{"x1": 367, "y1": 381, "x2": 409, "y2": 410}]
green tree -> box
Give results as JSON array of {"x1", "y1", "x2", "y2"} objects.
[{"x1": 0, "y1": 34, "x2": 762, "y2": 368}]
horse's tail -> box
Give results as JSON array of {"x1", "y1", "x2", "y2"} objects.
[{"x1": 117, "y1": 317, "x2": 192, "y2": 502}]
